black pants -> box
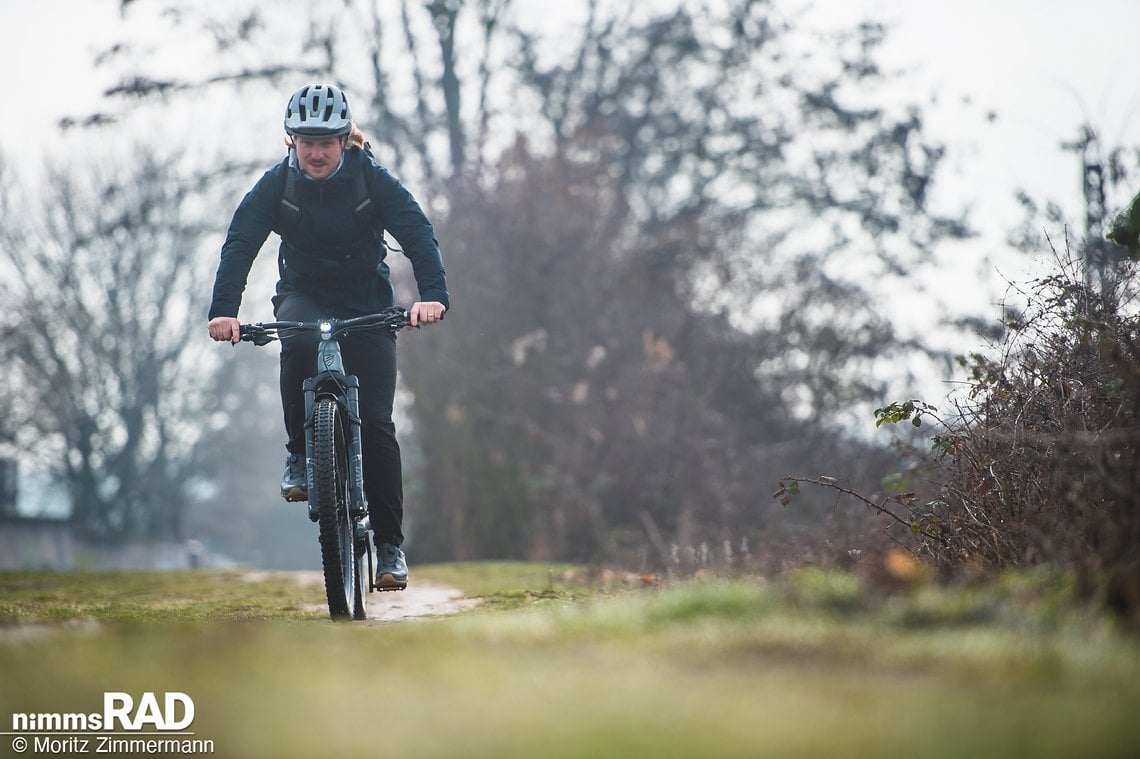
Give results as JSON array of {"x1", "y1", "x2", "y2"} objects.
[{"x1": 275, "y1": 291, "x2": 404, "y2": 548}]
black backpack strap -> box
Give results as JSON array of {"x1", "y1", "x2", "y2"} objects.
[
  {"x1": 353, "y1": 143, "x2": 385, "y2": 243},
  {"x1": 276, "y1": 152, "x2": 300, "y2": 246},
  {"x1": 279, "y1": 152, "x2": 300, "y2": 221},
  {"x1": 353, "y1": 170, "x2": 372, "y2": 216}
]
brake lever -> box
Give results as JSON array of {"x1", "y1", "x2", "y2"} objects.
[{"x1": 239, "y1": 325, "x2": 277, "y2": 346}]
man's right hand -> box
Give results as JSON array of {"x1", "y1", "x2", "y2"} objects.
[{"x1": 208, "y1": 316, "x2": 242, "y2": 344}]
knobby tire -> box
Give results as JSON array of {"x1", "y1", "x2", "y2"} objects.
[{"x1": 313, "y1": 397, "x2": 354, "y2": 621}]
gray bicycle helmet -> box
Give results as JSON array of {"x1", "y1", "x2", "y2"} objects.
[{"x1": 284, "y1": 84, "x2": 352, "y2": 136}]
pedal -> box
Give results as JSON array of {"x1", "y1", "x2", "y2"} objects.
[{"x1": 375, "y1": 575, "x2": 408, "y2": 592}]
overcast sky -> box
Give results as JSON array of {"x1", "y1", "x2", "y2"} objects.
[
  {"x1": 3, "y1": 0, "x2": 1138, "y2": 274},
  {"x1": 819, "y1": 0, "x2": 1140, "y2": 242}
]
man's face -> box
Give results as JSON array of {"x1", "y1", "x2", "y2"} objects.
[{"x1": 294, "y1": 135, "x2": 345, "y2": 179}]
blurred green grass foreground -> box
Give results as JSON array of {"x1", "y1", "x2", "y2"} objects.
[{"x1": 1, "y1": 563, "x2": 1138, "y2": 758}]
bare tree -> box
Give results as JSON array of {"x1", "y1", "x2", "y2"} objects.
[
  {"x1": 403, "y1": 137, "x2": 903, "y2": 564},
  {"x1": 396, "y1": 4, "x2": 973, "y2": 562},
  {"x1": 0, "y1": 149, "x2": 221, "y2": 541},
  {"x1": 82, "y1": 0, "x2": 500, "y2": 183}
]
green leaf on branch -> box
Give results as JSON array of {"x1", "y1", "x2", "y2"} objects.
[
  {"x1": 873, "y1": 399, "x2": 937, "y2": 428},
  {"x1": 773, "y1": 479, "x2": 802, "y2": 506}
]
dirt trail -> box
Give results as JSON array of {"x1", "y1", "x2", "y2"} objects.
[
  {"x1": 256, "y1": 570, "x2": 480, "y2": 621},
  {"x1": 364, "y1": 580, "x2": 481, "y2": 621}
]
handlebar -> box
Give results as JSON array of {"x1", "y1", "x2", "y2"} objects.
[{"x1": 237, "y1": 307, "x2": 412, "y2": 346}]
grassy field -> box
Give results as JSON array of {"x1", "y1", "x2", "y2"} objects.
[{"x1": 0, "y1": 563, "x2": 1138, "y2": 757}]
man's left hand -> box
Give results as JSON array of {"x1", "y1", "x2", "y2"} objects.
[{"x1": 409, "y1": 301, "x2": 447, "y2": 327}]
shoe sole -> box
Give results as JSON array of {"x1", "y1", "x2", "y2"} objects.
[
  {"x1": 281, "y1": 487, "x2": 308, "y2": 502},
  {"x1": 375, "y1": 573, "x2": 408, "y2": 592}
]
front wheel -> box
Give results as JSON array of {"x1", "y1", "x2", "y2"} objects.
[{"x1": 313, "y1": 397, "x2": 354, "y2": 620}]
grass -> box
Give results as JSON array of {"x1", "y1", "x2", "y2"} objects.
[
  {"x1": 0, "y1": 564, "x2": 1137, "y2": 757},
  {"x1": 0, "y1": 562, "x2": 581, "y2": 624},
  {"x1": 0, "y1": 569, "x2": 328, "y2": 624}
]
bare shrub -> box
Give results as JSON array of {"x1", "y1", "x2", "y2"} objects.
[
  {"x1": 931, "y1": 243, "x2": 1140, "y2": 610},
  {"x1": 780, "y1": 241, "x2": 1140, "y2": 616}
]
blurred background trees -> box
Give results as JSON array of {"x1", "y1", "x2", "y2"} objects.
[
  {"x1": 0, "y1": 151, "x2": 217, "y2": 541},
  {"x1": 1, "y1": 0, "x2": 1060, "y2": 570}
]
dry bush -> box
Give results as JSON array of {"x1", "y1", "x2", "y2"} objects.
[
  {"x1": 781, "y1": 243, "x2": 1140, "y2": 616},
  {"x1": 925, "y1": 244, "x2": 1140, "y2": 612}
]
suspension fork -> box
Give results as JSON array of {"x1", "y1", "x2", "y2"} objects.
[
  {"x1": 302, "y1": 336, "x2": 369, "y2": 518},
  {"x1": 343, "y1": 375, "x2": 367, "y2": 518}
]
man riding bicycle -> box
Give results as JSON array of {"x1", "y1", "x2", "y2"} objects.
[{"x1": 206, "y1": 84, "x2": 449, "y2": 590}]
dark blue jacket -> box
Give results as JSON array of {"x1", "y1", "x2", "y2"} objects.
[{"x1": 208, "y1": 146, "x2": 449, "y2": 319}]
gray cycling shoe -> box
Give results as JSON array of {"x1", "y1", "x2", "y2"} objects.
[
  {"x1": 375, "y1": 543, "x2": 408, "y2": 591},
  {"x1": 280, "y1": 453, "x2": 307, "y2": 502}
]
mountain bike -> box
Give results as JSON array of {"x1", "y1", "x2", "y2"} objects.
[{"x1": 238, "y1": 306, "x2": 411, "y2": 621}]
